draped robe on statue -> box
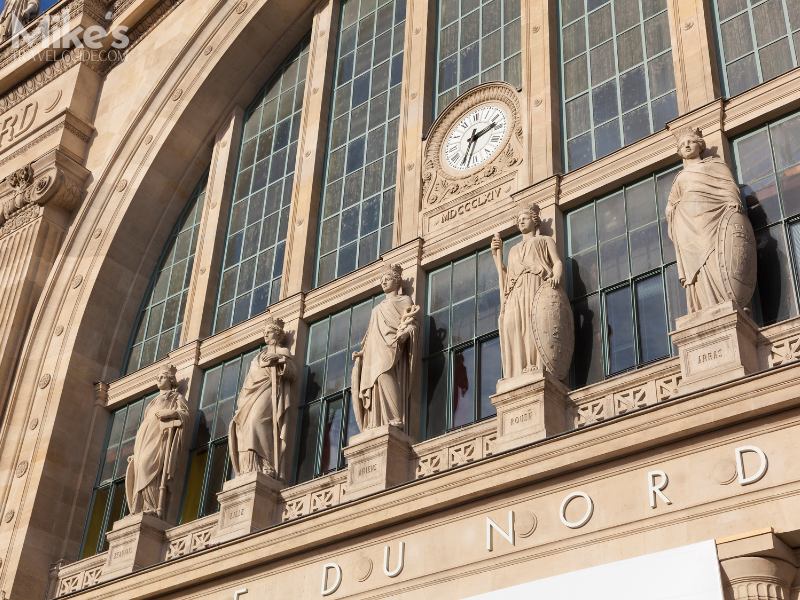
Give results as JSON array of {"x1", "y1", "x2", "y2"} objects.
[
  {"x1": 228, "y1": 347, "x2": 294, "y2": 477},
  {"x1": 351, "y1": 294, "x2": 418, "y2": 431},
  {"x1": 499, "y1": 235, "x2": 559, "y2": 378},
  {"x1": 667, "y1": 157, "x2": 742, "y2": 312},
  {"x1": 0, "y1": 0, "x2": 38, "y2": 41},
  {"x1": 125, "y1": 390, "x2": 189, "y2": 515}
]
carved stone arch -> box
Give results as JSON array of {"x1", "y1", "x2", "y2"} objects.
[{"x1": 0, "y1": 1, "x2": 318, "y2": 597}]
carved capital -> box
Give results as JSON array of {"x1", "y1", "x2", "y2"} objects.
[
  {"x1": 722, "y1": 557, "x2": 796, "y2": 600},
  {"x1": 0, "y1": 148, "x2": 88, "y2": 236}
]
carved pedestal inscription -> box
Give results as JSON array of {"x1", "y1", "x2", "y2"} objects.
[{"x1": 343, "y1": 425, "x2": 413, "y2": 501}]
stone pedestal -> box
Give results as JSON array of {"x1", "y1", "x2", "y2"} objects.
[
  {"x1": 212, "y1": 471, "x2": 283, "y2": 544},
  {"x1": 671, "y1": 301, "x2": 760, "y2": 395},
  {"x1": 99, "y1": 513, "x2": 169, "y2": 582},
  {"x1": 491, "y1": 370, "x2": 569, "y2": 453},
  {"x1": 343, "y1": 424, "x2": 413, "y2": 501}
]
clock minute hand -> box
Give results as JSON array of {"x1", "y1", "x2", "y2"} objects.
[{"x1": 474, "y1": 121, "x2": 497, "y2": 140}]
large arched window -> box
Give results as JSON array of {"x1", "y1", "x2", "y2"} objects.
[
  {"x1": 124, "y1": 176, "x2": 207, "y2": 374},
  {"x1": 212, "y1": 39, "x2": 310, "y2": 333},
  {"x1": 314, "y1": 0, "x2": 407, "y2": 286}
]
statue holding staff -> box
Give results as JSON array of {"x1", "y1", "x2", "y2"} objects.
[
  {"x1": 228, "y1": 316, "x2": 295, "y2": 480},
  {"x1": 351, "y1": 264, "x2": 420, "y2": 431},
  {"x1": 125, "y1": 364, "x2": 189, "y2": 518},
  {"x1": 666, "y1": 127, "x2": 756, "y2": 313},
  {"x1": 491, "y1": 204, "x2": 573, "y2": 382}
]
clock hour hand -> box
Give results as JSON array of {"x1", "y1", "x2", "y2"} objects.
[{"x1": 461, "y1": 128, "x2": 477, "y2": 166}]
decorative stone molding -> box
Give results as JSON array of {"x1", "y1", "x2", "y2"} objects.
[
  {"x1": 163, "y1": 514, "x2": 217, "y2": 561},
  {"x1": 0, "y1": 149, "x2": 86, "y2": 236},
  {"x1": 279, "y1": 470, "x2": 347, "y2": 522},
  {"x1": 421, "y1": 83, "x2": 523, "y2": 210},
  {"x1": 50, "y1": 554, "x2": 106, "y2": 597},
  {"x1": 0, "y1": 48, "x2": 90, "y2": 113},
  {"x1": 413, "y1": 419, "x2": 497, "y2": 480}
]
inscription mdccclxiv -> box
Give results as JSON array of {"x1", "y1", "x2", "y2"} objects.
[{"x1": 436, "y1": 186, "x2": 503, "y2": 225}]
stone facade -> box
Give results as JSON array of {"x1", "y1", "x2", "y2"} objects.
[{"x1": 0, "y1": 0, "x2": 799, "y2": 599}]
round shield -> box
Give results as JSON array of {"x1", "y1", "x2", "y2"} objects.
[
  {"x1": 716, "y1": 209, "x2": 757, "y2": 307},
  {"x1": 532, "y1": 284, "x2": 575, "y2": 381}
]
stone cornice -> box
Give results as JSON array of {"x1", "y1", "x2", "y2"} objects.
[
  {"x1": 0, "y1": 48, "x2": 91, "y2": 113},
  {"x1": 54, "y1": 360, "x2": 800, "y2": 598}
]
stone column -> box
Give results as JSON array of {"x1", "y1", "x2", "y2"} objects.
[
  {"x1": 181, "y1": 108, "x2": 244, "y2": 341},
  {"x1": 395, "y1": 0, "x2": 433, "y2": 244},
  {"x1": 665, "y1": 0, "x2": 720, "y2": 113},
  {"x1": 0, "y1": 150, "x2": 88, "y2": 417},
  {"x1": 282, "y1": 0, "x2": 340, "y2": 296},
  {"x1": 522, "y1": 0, "x2": 562, "y2": 182}
]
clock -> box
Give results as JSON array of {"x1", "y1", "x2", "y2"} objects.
[{"x1": 442, "y1": 104, "x2": 509, "y2": 172}]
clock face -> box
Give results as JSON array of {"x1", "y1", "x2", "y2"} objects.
[{"x1": 443, "y1": 104, "x2": 508, "y2": 171}]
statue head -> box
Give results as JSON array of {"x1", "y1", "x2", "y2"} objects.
[
  {"x1": 516, "y1": 203, "x2": 541, "y2": 234},
  {"x1": 263, "y1": 315, "x2": 286, "y2": 345},
  {"x1": 379, "y1": 263, "x2": 403, "y2": 294},
  {"x1": 674, "y1": 127, "x2": 705, "y2": 160},
  {"x1": 156, "y1": 364, "x2": 178, "y2": 391}
]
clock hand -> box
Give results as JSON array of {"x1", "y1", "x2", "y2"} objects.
[
  {"x1": 474, "y1": 121, "x2": 497, "y2": 140},
  {"x1": 461, "y1": 128, "x2": 477, "y2": 166}
]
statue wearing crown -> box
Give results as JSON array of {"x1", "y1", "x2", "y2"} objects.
[
  {"x1": 351, "y1": 263, "x2": 420, "y2": 432},
  {"x1": 125, "y1": 364, "x2": 189, "y2": 518},
  {"x1": 228, "y1": 316, "x2": 295, "y2": 480},
  {"x1": 666, "y1": 127, "x2": 756, "y2": 312},
  {"x1": 491, "y1": 203, "x2": 574, "y2": 382}
]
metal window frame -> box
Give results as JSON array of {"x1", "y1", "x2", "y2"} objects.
[
  {"x1": 422, "y1": 245, "x2": 506, "y2": 439},
  {"x1": 566, "y1": 167, "x2": 681, "y2": 386},
  {"x1": 212, "y1": 38, "x2": 311, "y2": 333},
  {"x1": 558, "y1": 0, "x2": 677, "y2": 171},
  {"x1": 433, "y1": 0, "x2": 524, "y2": 116},
  {"x1": 731, "y1": 114, "x2": 800, "y2": 323},
  {"x1": 711, "y1": 0, "x2": 799, "y2": 97},
  {"x1": 122, "y1": 177, "x2": 207, "y2": 374},
  {"x1": 314, "y1": 0, "x2": 407, "y2": 286}
]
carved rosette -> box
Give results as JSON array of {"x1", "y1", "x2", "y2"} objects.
[
  {"x1": 422, "y1": 82, "x2": 523, "y2": 209},
  {"x1": 0, "y1": 151, "x2": 85, "y2": 237}
]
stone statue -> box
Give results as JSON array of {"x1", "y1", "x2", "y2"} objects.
[
  {"x1": 491, "y1": 204, "x2": 574, "y2": 382},
  {"x1": 0, "y1": 0, "x2": 39, "y2": 42},
  {"x1": 125, "y1": 364, "x2": 189, "y2": 518},
  {"x1": 351, "y1": 264, "x2": 420, "y2": 431},
  {"x1": 666, "y1": 127, "x2": 757, "y2": 313},
  {"x1": 228, "y1": 316, "x2": 295, "y2": 479}
]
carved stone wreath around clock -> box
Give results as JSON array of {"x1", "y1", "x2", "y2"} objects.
[{"x1": 422, "y1": 82, "x2": 523, "y2": 210}]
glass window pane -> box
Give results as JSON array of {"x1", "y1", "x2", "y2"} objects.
[
  {"x1": 479, "y1": 337, "x2": 501, "y2": 418},
  {"x1": 214, "y1": 39, "x2": 309, "y2": 330},
  {"x1": 200, "y1": 442, "x2": 229, "y2": 516},
  {"x1": 561, "y1": 0, "x2": 676, "y2": 170},
  {"x1": 635, "y1": 274, "x2": 669, "y2": 363},
  {"x1": 80, "y1": 487, "x2": 110, "y2": 558},
  {"x1": 452, "y1": 346, "x2": 476, "y2": 428},
  {"x1": 125, "y1": 176, "x2": 206, "y2": 373},
  {"x1": 753, "y1": 224, "x2": 797, "y2": 325},
  {"x1": 321, "y1": 399, "x2": 344, "y2": 473},
  {"x1": 606, "y1": 286, "x2": 636, "y2": 374},
  {"x1": 316, "y1": 1, "x2": 405, "y2": 284},
  {"x1": 572, "y1": 293, "x2": 603, "y2": 386},
  {"x1": 296, "y1": 403, "x2": 322, "y2": 482}
]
